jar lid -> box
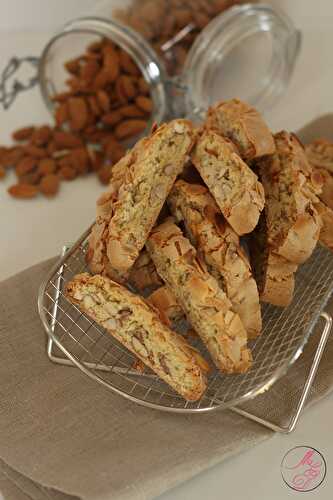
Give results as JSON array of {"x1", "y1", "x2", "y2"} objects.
[{"x1": 183, "y1": 4, "x2": 301, "y2": 120}]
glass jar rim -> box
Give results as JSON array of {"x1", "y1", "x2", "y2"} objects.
[{"x1": 182, "y1": 3, "x2": 301, "y2": 120}]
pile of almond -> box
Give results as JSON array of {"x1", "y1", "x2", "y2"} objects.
[
  {"x1": 115, "y1": 0, "x2": 250, "y2": 75},
  {"x1": 1, "y1": 38, "x2": 152, "y2": 199}
]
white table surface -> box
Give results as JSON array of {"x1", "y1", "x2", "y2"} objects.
[{"x1": 0, "y1": 1, "x2": 332, "y2": 499}]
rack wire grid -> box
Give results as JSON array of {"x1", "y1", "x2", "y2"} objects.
[{"x1": 38, "y1": 226, "x2": 333, "y2": 414}]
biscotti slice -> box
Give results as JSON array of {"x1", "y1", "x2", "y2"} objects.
[
  {"x1": 128, "y1": 250, "x2": 163, "y2": 292},
  {"x1": 314, "y1": 168, "x2": 333, "y2": 211},
  {"x1": 315, "y1": 201, "x2": 333, "y2": 252},
  {"x1": 86, "y1": 148, "x2": 137, "y2": 276},
  {"x1": 191, "y1": 129, "x2": 265, "y2": 235},
  {"x1": 258, "y1": 131, "x2": 322, "y2": 264},
  {"x1": 106, "y1": 119, "x2": 195, "y2": 281},
  {"x1": 65, "y1": 273, "x2": 208, "y2": 401},
  {"x1": 249, "y1": 212, "x2": 297, "y2": 307},
  {"x1": 168, "y1": 180, "x2": 261, "y2": 338},
  {"x1": 305, "y1": 139, "x2": 333, "y2": 174},
  {"x1": 148, "y1": 286, "x2": 184, "y2": 323},
  {"x1": 146, "y1": 219, "x2": 252, "y2": 374},
  {"x1": 205, "y1": 99, "x2": 275, "y2": 160}
]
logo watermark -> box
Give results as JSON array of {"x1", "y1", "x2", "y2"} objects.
[{"x1": 281, "y1": 446, "x2": 326, "y2": 492}]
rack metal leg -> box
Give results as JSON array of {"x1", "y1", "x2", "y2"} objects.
[{"x1": 230, "y1": 312, "x2": 332, "y2": 433}]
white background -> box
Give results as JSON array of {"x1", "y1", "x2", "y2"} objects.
[{"x1": 0, "y1": 1, "x2": 333, "y2": 499}]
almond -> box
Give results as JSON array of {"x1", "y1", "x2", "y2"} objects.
[
  {"x1": 114, "y1": 119, "x2": 147, "y2": 139},
  {"x1": 19, "y1": 172, "x2": 41, "y2": 185},
  {"x1": 38, "y1": 158, "x2": 57, "y2": 176},
  {"x1": 135, "y1": 96, "x2": 153, "y2": 113},
  {"x1": 102, "y1": 111, "x2": 123, "y2": 127},
  {"x1": 119, "y1": 104, "x2": 145, "y2": 118},
  {"x1": 15, "y1": 157, "x2": 37, "y2": 177},
  {"x1": 87, "y1": 96, "x2": 101, "y2": 117},
  {"x1": 32, "y1": 125, "x2": 52, "y2": 146},
  {"x1": 93, "y1": 69, "x2": 110, "y2": 90},
  {"x1": 8, "y1": 183, "x2": 39, "y2": 199},
  {"x1": 119, "y1": 50, "x2": 141, "y2": 76},
  {"x1": 65, "y1": 57, "x2": 81, "y2": 75},
  {"x1": 1, "y1": 147, "x2": 25, "y2": 167},
  {"x1": 52, "y1": 91, "x2": 73, "y2": 103},
  {"x1": 59, "y1": 166, "x2": 77, "y2": 180},
  {"x1": 39, "y1": 174, "x2": 60, "y2": 197},
  {"x1": 98, "y1": 165, "x2": 113, "y2": 184},
  {"x1": 55, "y1": 102, "x2": 69, "y2": 126},
  {"x1": 138, "y1": 77, "x2": 150, "y2": 95},
  {"x1": 68, "y1": 97, "x2": 89, "y2": 131},
  {"x1": 23, "y1": 145, "x2": 48, "y2": 158},
  {"x1": 12, "y1": 126, "x2": 35, "y2": 141},
  {"x1": 69, "y1": 148, "x2": 90, "y2": 174},
  {"x1": 103, "y1": 44, "x2": 120, "y2": 82},
  {"x1": 96, "y1": 89, "x2": 110, "y2": 112},
  {"x1": 119, "y1": 75, "x2": 137, "y2": 100},
  {"x1": 53, "y1": 131, "x2": 83, "y2": 149},
  {"x1": 80, "y1": 58, "x2": 100, "y2": 82}
]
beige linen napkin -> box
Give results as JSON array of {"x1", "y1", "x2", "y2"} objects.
[{"x1": 0, "y1": 117, "x2": 332, "y2": 500}]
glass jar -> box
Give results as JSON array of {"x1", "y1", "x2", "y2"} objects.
[{"x1": 38, "y1": 2, "x2": 301, "y2": 144}]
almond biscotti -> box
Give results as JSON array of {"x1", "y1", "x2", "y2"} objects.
[
  {"x1": 65, "y1": 273, "x2": 208, "y2": 401},
  {"x1": 146, "y1": 219, "x2": 252, "y2": 374},
  {"x1": 148, "y1": 286, "x2": 184, "y2": 323},
  {"x1": 191, "y1": 129, "x2": 265, "y2": 235},
  {"x1": 258, "y1": 131, "x2": 322, "y2": 264},
  {"x1": 106, "y1": 120, "x2": 195, "y2": 281},
  {"x1": 315, "y1": 201, "x2": 333, "y2": 253},
  {"x1": 305, "y1": 139, "x2": 333, "y2": 210},
  {"x1": 168, "y1": 180, "x2": 261, "y2": 339},
  {"x1": 128, "y1": 250, "x2": 163, "y2": 292},
  {"x1": 86, "y1": 148, "x2": 136, "y2": 276},
  {"x1": 205, "y1": 99, "x2": 275, "y2": 160},
  {"x1": 249, "y1": 212, "x2": 297, "y2": 307}
]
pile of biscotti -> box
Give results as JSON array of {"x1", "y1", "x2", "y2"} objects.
[{"x1": 65, "y1": 99, "x2": 332, "y2": 402}]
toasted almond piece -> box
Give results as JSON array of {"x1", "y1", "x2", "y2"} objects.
[
  {"x1": 12, "y1": 126, "x2": 35, "y2": 142},
  {"x1": 102, "y1": 111, "x2": 123, "y2": 126},
  {"x1": 103, "y1": 44, "x2": 120, "y2": 82},
  {"x1": 15, "y1": 157, "x2": 37, "y2": 177},
  {"x1": 8, "y1": 183, "x2": 38, "y2": 199},
  {"x1": 51, "y1": 91, "x2": 73, "y2": 103},
  {"x1": 68, "y1": 97, "x2": 89, "y2": 131},
  {"x1": 119, "y1": 75, "x2": 137, "y2": 100},
  {"x1": 93, "y1": 69, "x2": 110, "y2": 90},
  {"x1": 119, "y1": 104, "x2": 145, "y2": 118},
  {"x1": 135, "y1": 96, "x2": 153, "y2": 113},
  {"x1": 55, "y1": 102, "x2": 69, "y2": 126},
  {"x1": 87, "y1": 96, "x2": 101, "y2": 117},
  {"x1": 38, "y1": 158, "x2": 57, "y2": 175},
  {"x1": 53, "y1": 131, "x2": 83, "y2": 149},
  {"x1": 114, "y1": 119, "x2": 147, "y2": 139},
  {"x1": 119, "y1": 50, "x2": 140, "y2": 76},
  {"x1": 39, "y1": 174, "x2": 60, "y2": 197}
]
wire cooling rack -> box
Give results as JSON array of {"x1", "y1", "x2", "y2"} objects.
[{"x1": 38, "y1": 226, "x2": 333, "y2": 420}]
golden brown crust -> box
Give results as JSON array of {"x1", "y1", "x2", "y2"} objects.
[
  {"x1": 128, "y1": 250, "x2": 163, "y2": 292},
  {"x1": 258, "y1": 131, "x2": 322, "y2": 264},
  {"x1": 168, "y1": 180, "x2": 261, "y2": 338},
  {"x1": 191, "y1": 129, "x2": 265, "y2": 235},
  {"x1": 205, "y1": 99, "x2": 275, "y2": 160},
  {"x1": 146, "y1": 220, "x2": 252, "y2": 374},
  {"x1": 65, "y1": 273, "x2": 208, "y2": 401},
  {"x1": 148, "y1": 286, "x2": 184, "y2": 323},
  {"x1": 305, "y1": 138, "x2": 333, "y2": 174},
  {"x1": 106, "y1": 119, "x2": 195, "y2": 281},
  {"x1": 249, "y1": 211, "x2": 297, "y2": 307},
  {"x1": 315, "y1": 201, "x2": 333, "y2": 252}
]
